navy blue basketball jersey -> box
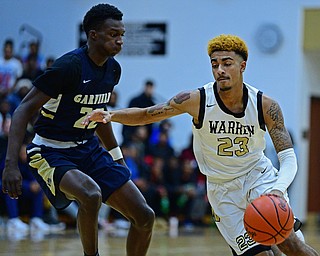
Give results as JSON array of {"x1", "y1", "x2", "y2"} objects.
[{"x1": 33, "y1": 46, "x2": 121, "y2": 142}]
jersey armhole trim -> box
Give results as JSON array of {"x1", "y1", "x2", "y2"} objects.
[
  {"x1": 257, "y1": 90, "x2": 266, "y2": 131},
  {"x1": 193, "y1": 87, "x2": 205, "y2": 129}
]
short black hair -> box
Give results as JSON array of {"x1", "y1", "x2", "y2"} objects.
[
  {"x1": 4, "y1": 39, "x2": 14, "y2": 48},
  {"x1": 145, "y1": 80, "x2": 154, "y2": 86},
  {"x1": 83, "y1": 3, "x2": 123, "y2": 36}
]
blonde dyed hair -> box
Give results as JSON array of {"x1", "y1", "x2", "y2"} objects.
[{"x1": 207, "y1": 34, "x2": 248, "y2": 61}]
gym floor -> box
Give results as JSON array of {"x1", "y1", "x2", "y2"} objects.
[{"x1": 0, "y1": 215, "x2": 320, "y2": 256}]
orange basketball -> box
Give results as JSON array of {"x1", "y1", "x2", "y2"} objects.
[{"x1": 244, "y1": 195, "x2": 294, "y2": 246}]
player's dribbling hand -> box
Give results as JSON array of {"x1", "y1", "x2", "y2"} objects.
[
  {"x1": 265, "y1": 189, "x2": 284, "y2": 198},
  {"x1": 82, "y1": 109, "x2": 111, "y2": 125},
  {"x1": 2, "y1": 167, "x2": 22, "y2": 199}
]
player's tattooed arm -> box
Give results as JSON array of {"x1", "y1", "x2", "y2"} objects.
[
  {"x1": 82, "y1": 90, "x2": 198, "y2": 126},
  {"x1": 264, "y1": 97, "x2": 293, "y2": 153},
  {"x1": 147, "y1": 91, "x2": 191, "y2": 117}
]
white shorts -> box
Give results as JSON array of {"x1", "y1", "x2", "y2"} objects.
[{"x1": 206, "y1": 156, "x2": 289, "y2": 255}]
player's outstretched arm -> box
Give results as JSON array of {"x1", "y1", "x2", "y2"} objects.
[{"x1": 83, "y1": 89, "x2": 200, "y2": 126}]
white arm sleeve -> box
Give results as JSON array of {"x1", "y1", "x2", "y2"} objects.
[{"x1": 272, "y1": 148, "x2": 297, "y2": 193}]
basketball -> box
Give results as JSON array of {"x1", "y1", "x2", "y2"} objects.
[{"x1": 243, "y1": 195, "x2": 294, "y2": 246}]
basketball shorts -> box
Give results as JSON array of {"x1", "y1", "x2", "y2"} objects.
[
  {"x1": 206, "y1": 156, "x2": 290, "y2": 256},
  {"x1": 26, "y1": 137, "x2": 131, "y2": 210}
]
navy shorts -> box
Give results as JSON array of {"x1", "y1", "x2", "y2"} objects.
[{"x1": 26, "y1": 137, "x2": 131, "y2": 210}]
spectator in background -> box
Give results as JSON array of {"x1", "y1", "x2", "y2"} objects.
[
  {"x1": 179, "y1": 134, "x2": 206, "y2": 187},
  {"x1": 149, "y1": 119, "x2": 173, "y2": 146},
  {"x1": 122, "y1": 80, "x2": 156, "y2": 144},
  {"x1": 130, "y1": 125, "x2": 151, "y2": 161},
  {"x1": 0, "y1": 99, "x2": 11, "y2": 139},
  {"x1": 20, "y1": 53, "x2": 44, "y2": 81},
  {"x1": 149, "y1": 131, "x2": 175, "y2": 160},
  {"x1": 7, "y1": 78, "x2": 33, "y2": 115},
  {"x1": 22, "y1": 41, "x2": 46, "y2": 71},
  {"x1": 148, "y1": 157, "x2": 169, "y2": 219},
  {"x1": 175, "y1": 158, "x2": 207, "y2": 228},
  {"x1": 0, "y1": 39, "x2": 23, "y2": 99},
  {"x1": 45, "y1": 56, "x2": 55, "y2": 70},
  {"x1": 107, "y1": 90, "x2": 123, "y2": 145}
]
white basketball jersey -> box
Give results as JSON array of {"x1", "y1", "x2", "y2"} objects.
[{"x1": 192, "y1": 82, "x2": 267, "y2": 182}]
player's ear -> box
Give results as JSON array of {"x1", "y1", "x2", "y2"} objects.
[
  {"x1": 89, "y1": 30, "x2": 98, "y2": 41},
  {"x1": 240, "y1": 61, "x2": 246, "y2": 73}
]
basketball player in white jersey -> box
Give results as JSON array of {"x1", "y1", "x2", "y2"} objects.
[{"x1": 83, "y1": 34, "x2": 319, "y2": 256}]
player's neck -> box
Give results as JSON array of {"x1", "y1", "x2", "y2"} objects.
[
  {"x1": 87, "y1": 46, "x2": 109, "y2": 67},
  {"x1": 218, "y1": 85, "x2": 244, "y2": 113}
]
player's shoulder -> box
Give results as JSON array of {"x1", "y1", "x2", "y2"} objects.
[
  {"x1": 49, "y1": 49, "x2": 82, "y2": 77},
  {"x1": 261, "y1": 93, "x2": 283, "y2": 122},
  {"x1": 261, "y1": 93, "x2": 278, "y2": 106},
  {"x1": 56, "y1": 49, "x2": 81, "y2": 66},
  {"x1": 200, "y1": 81, "x2": 215, "y2": 90}
]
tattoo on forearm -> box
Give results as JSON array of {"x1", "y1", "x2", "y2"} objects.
[
  {"x1": 147, "y1": 92, "x2": 191, "y2": 117},
  {"x1": 148, "y1": 103, "x2": 174, "y2": 116},
  {"x1": 267, "y1": 101, "x2": 292, "y2": 152}
]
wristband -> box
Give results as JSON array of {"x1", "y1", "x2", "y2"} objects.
[{"x1": 108, "y1": 146, "x2": 123, "y2": 161}]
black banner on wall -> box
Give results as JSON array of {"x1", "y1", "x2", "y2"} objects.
[
  {"x1": 78, "y1": 22, "x2": 167, "y2": 56},
  {"x1": 120, "y1": 22, "x2": 167, "y2": 56}
]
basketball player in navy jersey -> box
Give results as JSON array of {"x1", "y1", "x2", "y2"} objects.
[
  {"x1": 83, "y1": 34, "x2": 319, "y2": 256},
  {"x1": 2, "y1": 4, "x2": 154, "y2": 256}
]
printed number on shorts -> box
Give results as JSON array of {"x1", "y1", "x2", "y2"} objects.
[
  {"x1": 217, "y1": 137, "x2": 249, "y2": 157},
  {"x1": 236, "y1": 232, "x2": 256, "y2": 252},
  {"x1": 73, "y1": 107, "x2": 103, "y2": 129}
]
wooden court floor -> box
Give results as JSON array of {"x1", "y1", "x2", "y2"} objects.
[{"x1": 0, "y1": 216, "x2": 320, "y2": 256}]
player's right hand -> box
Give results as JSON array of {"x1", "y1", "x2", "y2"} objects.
[
  {"x1": 2, "y1": 167, "x2": 22, "y2": 199},
  {"x1": 82, "y1": 109, "x2": 111, "y2": 125}
]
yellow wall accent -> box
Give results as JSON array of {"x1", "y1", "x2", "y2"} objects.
[{"x1": 304, "y1": 9, "x2": 320, "y2": 51}]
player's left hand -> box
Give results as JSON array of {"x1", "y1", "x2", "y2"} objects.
[{"x1": 82, "y1": 109, "x2": 110, "y2": 125}]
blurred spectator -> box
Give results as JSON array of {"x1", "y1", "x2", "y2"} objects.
[
  {"x1": 149, "y1": 119, "x2": 173, "y2": 146},
  {"x1": 148, "y1": 157, "x2": 169, "y2": 218},
  {"x1": 178, "y1": 134, "x2": 208, "y2": 226},
  {"x1": 20, "y1": 53, "x2": 44, "y2": 81},
  {"x1": 122, "y1": 142, "x2": 150, "y2": 195},
  {"x1": 149, "y1": 131, "x2": 175, "y2": 160},
  {"x1": 0, "y1": 39, "x2": 23, "y2": 99},
  {"x1": 176, "y1": 159, "x2": 207, "y2": 228},
  {"x1": 0, "y1": 99, "x2": 11, "y2": 139},
  {"x1": 107, "y1": 90, "x2": 123, "y2": 145},
  {"x1": 122, "y1": 80, "x2": 156, "y2": 144},
  {"x1": 179, "y1": 134, "x2": 206, "y2": 184},
  {"x1": 22, "y1": 41, "x2": 46, "y2": 70},
  {"x1": 130, "y1": 125, "x2": 151, "y2": 160},
  {"x1": 45, "y1": 56, "x2": 55, "y2": 69},
  {"x1": 7, "y1": 78, "x2": 33, "y2": 115},
  {"x1": 162, "y1": 156, "x2": 181, "y2": 216}
]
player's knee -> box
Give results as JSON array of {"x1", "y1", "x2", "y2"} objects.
[
  {"x1": 135, "y1": 204, "x2": 155, "y2": 230},
  {"x1": 79, "y1": 188, "x2": 102, "y2": 211}
]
